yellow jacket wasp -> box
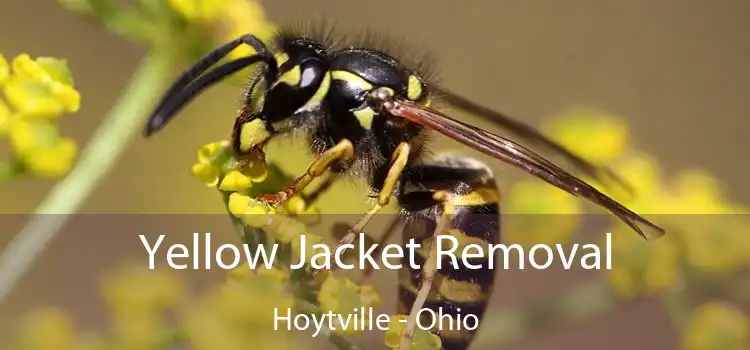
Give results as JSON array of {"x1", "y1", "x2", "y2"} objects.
[{"x1": 144, "y1": 25, "x2": 665, "y2": 350}]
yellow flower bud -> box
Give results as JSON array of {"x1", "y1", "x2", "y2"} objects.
[
  {"x1": 219, "y1": 170, "x2": 252, "y2": 191},
  {"x1": 190, "y1": 162, "x2": 220, "y2": 187},
  {"x1": 605, "y1": 225, "x2": 681, "y2": 297},
  {"x1": 8, "y1": 118, "x2": 59, "y2": 154},
  {"x1": 3, "y1": 75, "x2": 80, "y2": 118},
  {"x1": 168, "y1": 0, "x2": 227, "y2": 23},
  {"x1": 0, "y1": 99, "x2": 12, "y2": 136},
  {"x1": 684, "y1": 301, "x2": 748, "y2": 350},
  {"x1": 544, "y1": 108, "x2": 630, "y2": 163},
  {"x1": 222, "y1": 0, "x2": 277, "y2": 60},
  {"x1": 0, "y1": 54, "x2": 8, "y2": 85},
  {"x1": 4, "y1": 54, "x2": 80, "y2": 118},
  {"x1": 240, "y1": 201, "x2": 275, "y2": 227},
  {"x1": 227, "y1": 192, "x2": 252, "y2": 217},
  {"x1": 283, "y1": 195, "x2": 307, "y2": 215},
  {"x1": 197, "y1": 141, "x2": 226, "y2": 163},
  {"x1": 24, "y1": 137, "x2": 77, "y2": 178},
  {"x1": 504, "y1": 180, "x2": 582, "y2": 247},
  {"x1": 18, "y1": 308, "x2": 77, "y2": 350}
]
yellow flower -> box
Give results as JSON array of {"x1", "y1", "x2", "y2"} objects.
[
  {"x1": 4, "y1": 54, "x2": 80, "y2": 118},
  {"x1": 504, "y1": 180, "x2": 583, "y2": 247},
  {"x1": 219, "y1": 170, "x2": 253, "y2": 191},
  {"x1": 283, "y1": 195, "x2": 322, "y2": 226},
  {"x1": 219, "y1": 0, "x2": 277, "y2": 60},
  {"x1": 190, "y1": 141, "x2": 267, "y2": 189},
  {"x1": 384, "y1": 315, "x2": 442, "y2": 350},
  {"x1": 24, "y1": 136, "x2": 77, "y2": 178},
  {"x1": 168, "y1": 0, "x2": 226, "y2": 23},
  {"x1": 676, "y1": 210, "x2": 749, "y2": 273},
  {"x1": 227, "y1": 192, "x2": 277, "y2": 227},
  {"x1": 7, "y1": 118, "x2": 78, "y2": 178},
  {"x1": 110, "y1": 309, "x2": 166, "y2": 350},
  {"x1": 604, "y1": 223, "x2": 681, "y2": 297},
  {"x1": 210, "y1": 268, "x2": 293, "y2": 329},
  {"x1": 0, "y1": 98, "x2": 12, "y2": 135},
  {"x1": 0, "y1": 53, "x2": 8, "y2": 85},
  {"x1": 684, "y1": 301, "x2": 748, "y2": 350},
  {"x1": 645, "y1": 169, "x2": 748, "y2": 273},
  {"x1": 670, "y1": 170, "x2": 730, "y2": 214},
  {"x1": 317, "y1": 276, "x2": 381, "y2": 334},
  {"x1": 544, "y1": 108, "x2": 631, "y2": 164},
  {"x1": 197, "y1": 141, "x2": 227, "y2": 163},
  {"x1": 101, "y1": 264, "x2": 183, "y2": 315},
  {"x1": 16, "y1": 308, "x2": 77, "y2": 350},
  {"x1": 191, "y1": 162, "x2": 220, "y2": 187}
]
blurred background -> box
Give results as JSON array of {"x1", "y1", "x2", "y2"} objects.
[{"x1": 0, "y1": 0, "x2": 748, "y2": 349}]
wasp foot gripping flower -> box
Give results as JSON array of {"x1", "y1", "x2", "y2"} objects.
[
  {"x1": 0, "y1": 53, "x2": 80, "y2": 179},
  {"x1": 317, "y1": 275, "x2": 381, "y2": 335},
  {"x1": 504, "y1": 179, "x2": 583, "y2": 247},
  {"x1": 684, "y1": 301, "x2": 749, "y2": 350},
  {"x1": 190, "y1": 141, "x2": 268, "y2": 190},
  {"x1": 384, "y1": 315, "x2": 442, "y2": 350}
]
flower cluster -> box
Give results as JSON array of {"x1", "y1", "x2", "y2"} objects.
[
  {"x1": 535, "y1": 108, "x2": 750, "y2": 296},
  {"x1": 684, "y1": 300, "x2": 748, "y2": 350},
  {"x1": 183, "y1": 267, "x2": 299, "y2": 350},
  {"x1": 539, "y1": 108, "x2": 750, "y2": 348},
  {"x1": 0, "y1": 53, "x2": 80, "y2": 179},
  {"x1": 189, "y1": 140, "x2": 405, "y2": 345}
]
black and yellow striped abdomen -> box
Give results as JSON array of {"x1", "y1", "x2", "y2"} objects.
[{"x1": 396, "y1": 157, "x2": 500, "y2": 350}]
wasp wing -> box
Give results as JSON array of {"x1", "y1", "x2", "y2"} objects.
[
  {"x1": 433, "y1": 87, "x2": 633, "y2": 195},
  {"x1": 384, "y1": 98, "x2": 665, "y2": 240}
]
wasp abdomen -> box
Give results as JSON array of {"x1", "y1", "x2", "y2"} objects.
[{"x1": 397, "y1": 157, "x2": 500, "y2": 350}]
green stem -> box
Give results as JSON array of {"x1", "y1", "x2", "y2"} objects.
[{"x1": 0, "y1": 50, "x2": 174, "y2": 302}]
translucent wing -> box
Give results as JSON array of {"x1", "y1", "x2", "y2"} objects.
[
  {"x1": 383, "y1": 97, "x2": 665, "y2": 239},
  {"x1": 434, "y1": 87, "x2": 633, "y2": 195}
]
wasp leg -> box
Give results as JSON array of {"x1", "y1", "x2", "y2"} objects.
[
  {"x1": 329, "y1": 142, "x2": 411, "y2": 254},
  {"x1": 301, "y1": 173, "x2": 341, "y2": 208},
  {"x1": 258, "y1": 139, "x2": 354, "y2": 205},
  {"x1": 400, "y1": 205, "x2": 453, "y2": 350}
]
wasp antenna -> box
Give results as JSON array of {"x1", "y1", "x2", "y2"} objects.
[
  {"x1": 144, "y1": 34, "x2": 276, "y2": 137},
  {"x1": 145, "y1": 56, "x2": 268, "y2": 136}
]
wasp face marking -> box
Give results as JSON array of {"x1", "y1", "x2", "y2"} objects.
[{"x1": 260, "y1": 39, "x2": 331, "y2": 124}]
